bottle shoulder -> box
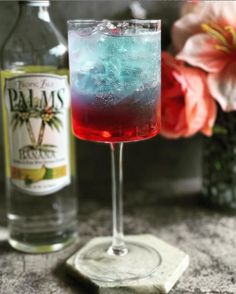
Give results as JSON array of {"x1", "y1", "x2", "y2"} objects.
[{"x1": 1, "y1": 18, "x2": 68, "y2": 69}]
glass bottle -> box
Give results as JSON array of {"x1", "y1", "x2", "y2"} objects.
[{"x1": 0, "y1": 0, "x2": 78, "y2": 253}]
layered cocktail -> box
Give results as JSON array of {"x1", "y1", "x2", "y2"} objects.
[{"x1": 69, "y1": 22, "x2": 161, "y2": 142}]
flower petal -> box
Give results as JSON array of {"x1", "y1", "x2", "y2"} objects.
[
  {"x1": 203, "y1": 1, "x2": 236, "y2": 28},
  {"x1": 161, "y1": 52, "x2": 216, "y2": 139},
  {"x1": 173, "y1": 1, "x2": 236, "y2": 52},
  {"x1": 172, "y1": 12, "x2": 203, "y2": 52},
  {"x1": 208, "y1": 62, "x2": 236, "y2": 111},
  {"x1": 176, "y1": 65, "x2": 216, "y2": 137},
  {"x1": 177, "y1": 34, "x2": 229, "y2": 73},
  {"x1": 180, "y1": 67, "x2": 206, "y2": 136},
  {"x1": 200, "y1": 95, "x2": 217, "y2": 136}
]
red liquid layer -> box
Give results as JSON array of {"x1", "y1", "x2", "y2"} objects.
[{"x1": 72, "y1": 92, "x2": 161, "y2": 143}]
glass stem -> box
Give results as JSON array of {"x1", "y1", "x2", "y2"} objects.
[{"x1": 108, "y1": 143, "x2": 128, "y2": 256}]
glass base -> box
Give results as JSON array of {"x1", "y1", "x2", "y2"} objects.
[
  {"x1": 9, "y1": 232, "x2": 78, "y2": 253},
  {"x1": 75, "y1": 241, "x2": 162, "y2": 282}
]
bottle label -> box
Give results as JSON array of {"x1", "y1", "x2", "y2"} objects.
[{"x1": 4, "y1": 73, "x2": 71, "y2": 196}]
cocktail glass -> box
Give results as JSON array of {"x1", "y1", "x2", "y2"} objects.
[{"x1": 68, "y1": 19, "x2": 161, "y2": 282}]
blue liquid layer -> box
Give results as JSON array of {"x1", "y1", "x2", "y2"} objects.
[{"x1": 69, "y1": 30, "x2": 161, "y2": 100}]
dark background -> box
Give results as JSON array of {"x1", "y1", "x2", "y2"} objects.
[{"x1": 0, "y1": 0, "x2": 202, "y2": 201}]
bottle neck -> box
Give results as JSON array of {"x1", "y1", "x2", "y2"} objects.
[{"x1": 18, "y1": 1, "x2": 51, "y2": 22}]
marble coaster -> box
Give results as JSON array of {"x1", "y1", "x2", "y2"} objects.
[{"x1": 66, "y1": 234, "x2": 189, "y2": 293}]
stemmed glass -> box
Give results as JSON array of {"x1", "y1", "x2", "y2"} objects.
[{"x1": 68, "y1": 19, "x2": 161, "y2": 282}]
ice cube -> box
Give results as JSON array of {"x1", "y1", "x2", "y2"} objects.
[
  {"x1": 69, "y1": 24, "x2": 161, "y2": 103},
  {"x1": 97, "y1": 20, "x2": 131, "y2": 36},
  {"x1": 97, "y1": 21, "x2": 116, "y2": 33}
]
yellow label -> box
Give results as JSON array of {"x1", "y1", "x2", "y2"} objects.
[
  {"x1": 11, "y1": 165, "x2": 67, "y2": 181},
  {"x1": 1, "y1": 66, "x2": 76, "y2": 196}
]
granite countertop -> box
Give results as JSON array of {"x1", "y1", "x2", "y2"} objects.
[{"x1": 0, "y1": 139, "x2": 235, "y2": 294}]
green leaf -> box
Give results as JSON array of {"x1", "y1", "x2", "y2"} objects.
[
  {"x1": 53, "y1": 116, "x2": 63, "y2": 127},
  {"x1": 25, "y1": 177, "x2": 33, "y2": 185},
  {"x1": 44, "y1": 168, "x2": 53, "y2": 179},
  {"x1": 213, "y1": 125, "x2": 228, "y2": 135},
  {"x1": 50, "y1": 119, "x2": 60, "y2": 132},
  {"x1": 53, "y1": 110, "x2": 62, "y2": 115},
  {"x1": 47, "y1": 120, "x2": 54, "y2": 130},
  {"x1": 214, "y1": 160, "x2": 222, "y2": 171}
]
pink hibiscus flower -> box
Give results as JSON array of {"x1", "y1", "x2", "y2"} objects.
[
  {"x1": 172, "y1": 1, "x2": 236, "y2": 111},
  {"x1": 161, "y1": 52, "x2": 217, "y2": 138}
]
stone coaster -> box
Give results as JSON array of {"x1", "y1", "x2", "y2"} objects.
[{"x1": 66, "y1": 234, "x2": 189, "y2": 293}]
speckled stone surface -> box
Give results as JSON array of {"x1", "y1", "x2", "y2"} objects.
[
  {"x1": 0, "y1": 183, "x2": 236, "y2": 294},
  {"x1": 66, "y1": 234, "x2": 189, "y2": 293}
]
